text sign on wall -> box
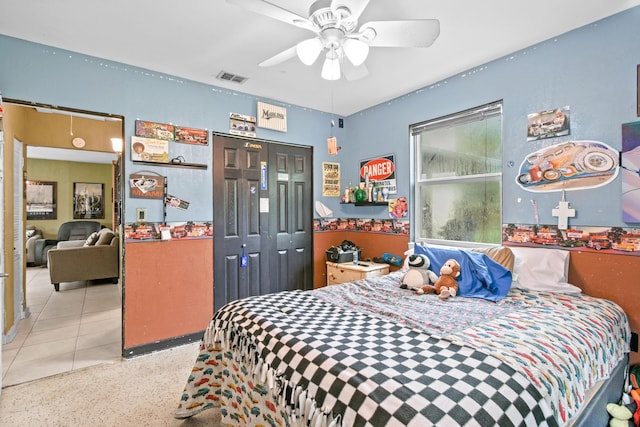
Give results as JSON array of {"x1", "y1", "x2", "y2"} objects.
[
  {"x1": 257, "y1": 101, "x2": 287, "y2": 132},
  {"x1": 359, "y1": 154, "x2": 397, "y2": 194}
]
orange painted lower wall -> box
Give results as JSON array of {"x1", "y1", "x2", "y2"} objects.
[
  {"x1": 313, "y1": 232, "x2": 409, "y2": 287},
  {"x1": 567, "y1": 251, "x2": 640, "y2": 365},
  {"x1": 123, "y1": 239, "x2": 213, "y2": 351},
  {"x1": 121, "y1": 232, "x2": 637, "y2": 365}
]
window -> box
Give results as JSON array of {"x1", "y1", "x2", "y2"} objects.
[{"x1": 411, "y1": 101, "x2": 503, "y2": 245}]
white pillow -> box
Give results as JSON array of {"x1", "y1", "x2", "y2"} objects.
[{"x1": 510, "y1": 246, "x2": 581, "y2": 293}]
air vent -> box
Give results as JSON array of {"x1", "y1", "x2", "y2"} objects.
[{"x1": 216, "y1": 71, "x2": 248, "y2": 84}]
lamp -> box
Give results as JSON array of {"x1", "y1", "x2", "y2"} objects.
[
  {"x1": 111, "y1": 137, "x2": 123, "y2": 153},
  {"x1": 343, "y1": 38, "x2": 369, "y2": 66},
  {"x1": 321, "y1": 49, "x2": 341, "y2": 81},
  {"x1": 296, "y1": 38, "x2": 323, "y2": 65}
]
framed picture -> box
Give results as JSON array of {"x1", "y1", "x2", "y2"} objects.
[
  {"x1": 175, "y1": 126, "x2": 209, "y2": 145},
  {"x1": 526, "y1": 106, "x2": 571, "y2": 141},
  {"x1": 131, "y1": 136, "x2": 169, "y2": 163},
  {"x1": 26, "y1": 180, "x2": 57, "y2": 220},
  {"x1": 129, "y1": 172, "x2": 165, "y2": 199},
  {"x1": 73, "y1": 182, "x2": 105, "y2": 219},
  {"x1": 637, "y1": 64, "x2": 640, "y2": 117},
  {"x1": 135, "y1": 120, "x2": 175, "y2": 140}
]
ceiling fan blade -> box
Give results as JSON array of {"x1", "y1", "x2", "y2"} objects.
[
  {"x1": 330, "y1": 0, "x2": 370, "y2": 21},
  {"x1": 361, "y1": 20, "x2": 440, "y2": 48},
  {"x1": 259, "y1": 45, "x2": 298, "y2": 67},
  {"x1": 227, "y1": 0, "x2": 316, "y2": 32},
  {"x1": 342, "y1": 60, "x2": 368, "y2": 81}
]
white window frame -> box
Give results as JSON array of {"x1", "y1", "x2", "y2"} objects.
[{"x1": 411, "y1": 101, "x2": 503, "y2": 247}]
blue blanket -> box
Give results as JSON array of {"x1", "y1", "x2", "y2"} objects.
[{"x1": 414, "y1": 245, "x2": 512, "y2": 302}]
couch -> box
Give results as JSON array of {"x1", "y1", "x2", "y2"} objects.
[
  {"x1": 32, "y1": 220, "x2": 103, "y2": 266},
  {"x1": 26, "y1": 225, "x2": 43, "y2": 266},
  {"x1": 47, "y1": 227, "x2": 120, "y2": 291}
]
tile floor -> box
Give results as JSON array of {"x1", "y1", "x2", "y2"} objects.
[{"x1": 1, "y1": 266, "x2": 121, "y2": 387}]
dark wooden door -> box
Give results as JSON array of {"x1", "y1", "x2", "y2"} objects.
[
  {"x1": 269, "y1": 143, "x2": 314, "y2": 292},
  {"x1": 213, "y1": 134, "x2": 270, "y2": 312}
]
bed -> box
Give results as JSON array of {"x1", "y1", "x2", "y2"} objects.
[{"x1": 175, "y1": 245, "x2": 631, "y2": 426}]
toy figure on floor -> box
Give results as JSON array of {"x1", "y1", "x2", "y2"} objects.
[{"x1": 607, "y1": 386, "x2": 640, "y2": 426}]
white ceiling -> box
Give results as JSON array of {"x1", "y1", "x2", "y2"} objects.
[{"x1": 1, "y1": 0, "x2": 639, "y2": 116}]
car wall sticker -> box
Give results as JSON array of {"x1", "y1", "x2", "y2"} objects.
[{"x1": 516, "y1": 140, "x2": 619, "y2": 192}]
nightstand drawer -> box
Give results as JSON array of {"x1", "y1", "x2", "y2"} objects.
[{"x1": 326, "y1": 261, "x2": 389, "y2": 286}]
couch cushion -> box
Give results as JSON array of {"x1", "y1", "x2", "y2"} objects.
[
  {"x1": 95, "y1": 229, "x2": 115, "y2": 246},
  {"x1": 84, "y1": 232, "x2": 99, "y2": 246},
  {"x1": 57, "y1": 221, "x2": 102, "y2": 241}
]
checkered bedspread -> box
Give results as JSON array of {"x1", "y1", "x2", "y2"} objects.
[{"x1": 176, "y1": 286, "x2": 558, "y2": 426}]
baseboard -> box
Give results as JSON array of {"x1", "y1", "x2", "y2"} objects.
[
  {"x1": 123, "y1": 331, "x2": 204, "y2": 358},
  {"x1": 2, "y1": 324, "x2": 17, "y2": 345}
]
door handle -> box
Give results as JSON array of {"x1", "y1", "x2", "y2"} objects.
[
  {"x1": 0, "y1": 273, "x2": 8, "y2": 278},
  {"x1": 240, "y1": 244, "x2": 248, "y2": 267}
]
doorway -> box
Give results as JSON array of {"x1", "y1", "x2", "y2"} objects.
[
  {"x1": 1, "y1": 101, "x2": 124, "y2": 386},
  {"x1": 213, "y1": 133, "x2": 313, "y2": 311}
]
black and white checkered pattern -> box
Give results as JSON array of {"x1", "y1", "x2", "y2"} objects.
[{"x1": 212, "y1": 290, "x2": 558, "y2": 426}]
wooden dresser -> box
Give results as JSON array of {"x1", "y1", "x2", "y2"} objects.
[{"x1": 326, "y1": 261, "x2": 389, "y2": 286}]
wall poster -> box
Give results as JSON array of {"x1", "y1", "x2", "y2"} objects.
[
  {"x1": 359, "y1": 154, "x2": 397, "y2": 194},
  {"x1": 229, "y1": 112, "x2": 257, "y2": 137},
  {"x1": 175, "y1": 126, "x2": 209, "y2": 145},
  {"x1": 73, "y1": 182, "x2": 104, "y2": 219},
  {"x1": 26, "y1": 180, "x2": 57, "y2": 220},
  {"x1": 257, "y1": 102, "x2": 287, "y2": 132},
  {"x1": 322, "y1": 162, "x2": 340, "y2": 196},
  {"x1": 131, "y1": 136, "x2": 169, "y2": 163},
  {"x1": 129, "y1": 172, "x2": 165, "y2": 199},
  {"x1": 515, "y1": 140, "x2": 618, "y2": 192},
  {"x1": 622, "y1": 121, "x2": 640, "y2": 222},
  {"x1": 135, "y1": 120, "x2": 175, "y2": 140},
  {"x1": 527, "y1": 106, "x2": 570, "y2": 141}
]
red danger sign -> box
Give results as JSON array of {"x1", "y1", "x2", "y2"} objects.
[{"x1": 360, "y1": 158, "x2": 395, "y2": 181}]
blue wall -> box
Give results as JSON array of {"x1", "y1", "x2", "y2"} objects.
[
  {"x1": 333, "y1": 6, "x2": 640, "y2": 230},
  {"x1": 0, "y1": 36, "x2": 344, "y2": 223},
  {"x1": 2, "y1": 6, "x2": 639, "y2": 230}
]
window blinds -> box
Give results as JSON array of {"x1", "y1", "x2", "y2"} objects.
[{"x1": 410, "y1": 100, "x2": 502, "y2": 136}]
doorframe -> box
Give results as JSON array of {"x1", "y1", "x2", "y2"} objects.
[{"x1": 2, "y1": 98, "x2": 125, "y2": 354}]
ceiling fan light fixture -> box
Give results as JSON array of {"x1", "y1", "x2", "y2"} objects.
[
  {"x1": 321, "y1": 49, "x2": 341, "y2": 80},
  {"x1": 343, "y1": 38, "x2": 369, "y2": 66},
  {"x1": 296, "y1": 38, "x2": 324, "y2": 65}
]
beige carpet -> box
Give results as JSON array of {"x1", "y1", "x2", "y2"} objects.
[{"x1": 0, "y1": 342, "x2": 223, "y2": 426}]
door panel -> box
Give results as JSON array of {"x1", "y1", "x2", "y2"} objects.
[
  {"x1": 214, "y1": 134, "x2": 269, "y2": 312},
  {"x1": 270, "y1": 145, "x2": 313, "y2": 293}
]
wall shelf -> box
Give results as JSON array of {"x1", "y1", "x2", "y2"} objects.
[
  {"x1": 133, "y1": 160, "x2": 207, "y2": 170},
  {"x1": 355, "y1": 201, "x2": 389, "y2": 206},
  {"x1": 341, "y1": 201, "x2": 389, "y2": 206}
]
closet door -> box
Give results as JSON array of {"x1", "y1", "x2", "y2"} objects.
[
  {"x1": 269, "y1": 143, "x2": 313, "y2": 292},
  {"x1": 213, "y1": 134, "x2": 270, "y2": 312}
]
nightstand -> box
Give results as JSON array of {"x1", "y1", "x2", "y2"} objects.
[{"x1": 326, "y1": 261, "x2": 389, "y2": 286}]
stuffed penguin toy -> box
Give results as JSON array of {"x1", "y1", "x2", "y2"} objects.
[{"x1": 400, "y1": 254, "x2": 438, "y2": 291}]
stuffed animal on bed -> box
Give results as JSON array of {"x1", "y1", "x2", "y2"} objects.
[
  {"x1": 400, "y1": 254, "x2": 438, "y2": 291},
  {"x1": 418, "y1": 258, "x2": 461, "y2": 300}
]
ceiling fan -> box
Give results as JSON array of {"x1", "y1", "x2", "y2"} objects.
[{"x1": 227, "y1": 0, "x2": 440, "y2": 80}]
